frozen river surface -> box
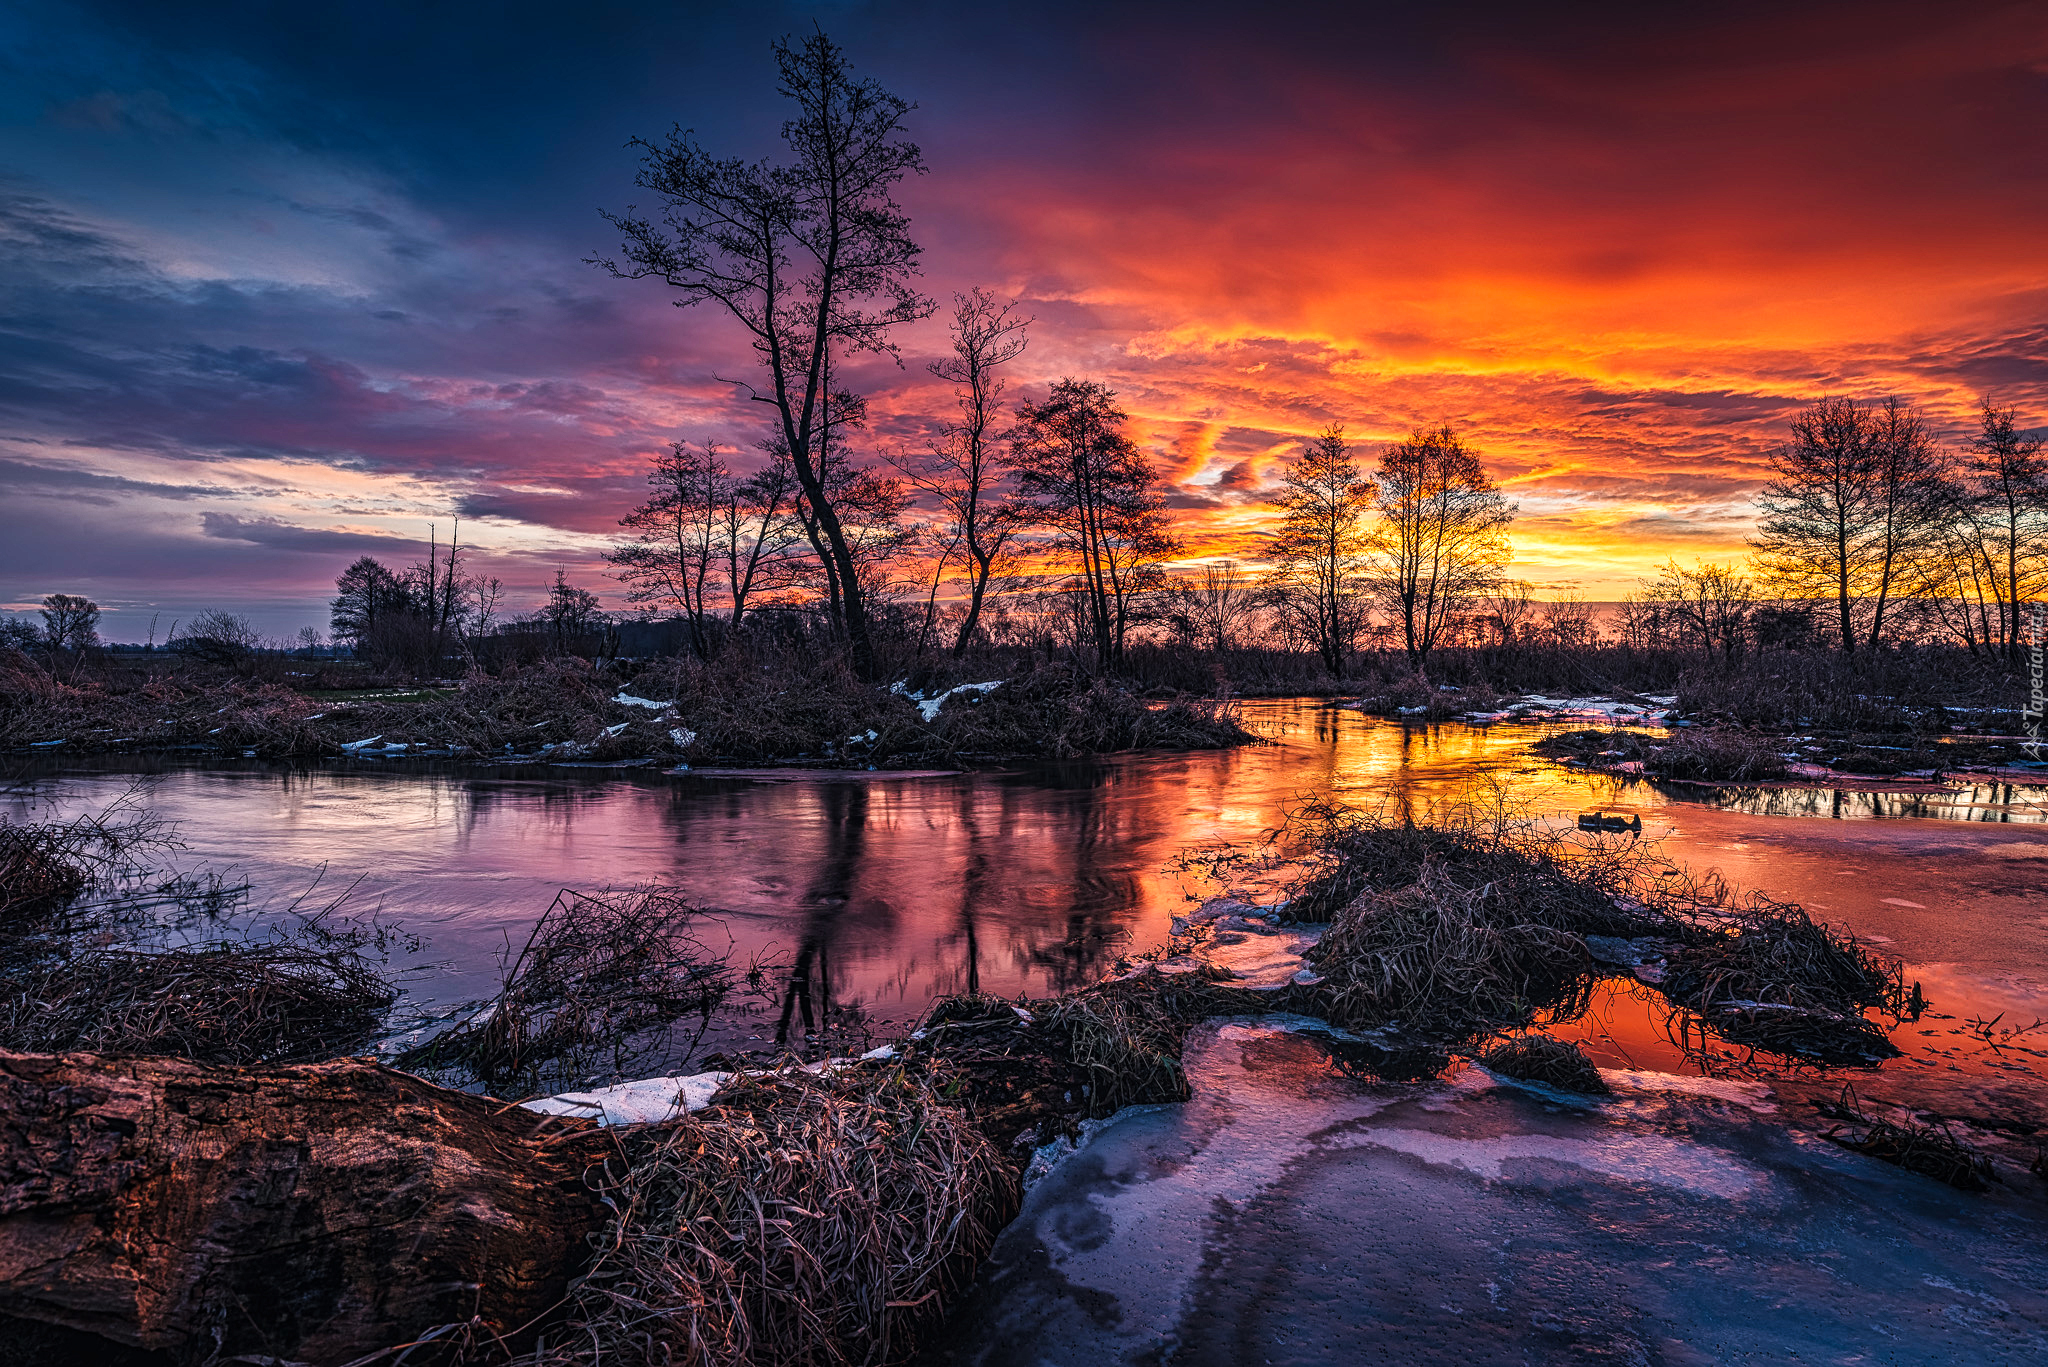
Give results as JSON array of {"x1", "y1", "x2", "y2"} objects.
[{"x1": 923, "y1": 1021, "x2": 2048, "y2": 1367}]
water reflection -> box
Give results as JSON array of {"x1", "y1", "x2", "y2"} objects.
[
  {"x1": 9, "y1": 702, "x2": 2046, "y2": 1082},
  {"x1": 1649, "y1": 777, "x2": 2048, "y2": 823}
]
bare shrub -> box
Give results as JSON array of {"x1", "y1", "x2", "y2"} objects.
[{"x1": 400, "y1": 888, "x2": 733, "y2": 1094}]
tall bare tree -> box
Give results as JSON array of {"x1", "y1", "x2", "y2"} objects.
[
  {"x1": 1266, "y1": 424, "x2": 1375, "y2": 675},
  {"x1": 1365, "y1": 425, "x2": 1513, "y2": 673},
  {"x1": 1008, "y1": 379, "x2": 1180, "y2": 670},
  {"x1": 1750, "y1": 395, "x2": 1949, "y2": 653},
  {"x1": 593, "y1": 31, "x2": 932, "y2": 678},
  {"x1": 1963, "y1": 398, "x2": 2048, "y2": 660},
  {"x1": 907, "y1": 289, "x2": 1031, "y2": 655}
]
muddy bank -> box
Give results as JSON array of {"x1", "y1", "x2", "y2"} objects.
[{"x1": 0, "y1": 654, "x2": 1255, "y2": 767}]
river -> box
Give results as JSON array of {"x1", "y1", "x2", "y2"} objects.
[{"x1": 8, "y1": 699, "x2": 2046, "y2": 1104}]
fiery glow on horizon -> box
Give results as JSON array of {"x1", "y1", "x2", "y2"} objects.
[{"x1": 3, "y1": 2, "x2": 2045, "y2": 634}]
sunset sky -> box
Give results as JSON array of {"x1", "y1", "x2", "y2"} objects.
[{"x1": 4, "y1": 0, "x2": 2046, "y2": 638}]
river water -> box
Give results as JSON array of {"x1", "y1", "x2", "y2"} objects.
[{"x1": 8, "y1": 699, "x2": 2046, "y2": 1103}]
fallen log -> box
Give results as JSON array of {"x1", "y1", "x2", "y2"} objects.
[{"x1": 0, "y1": 1050, "x2": 610, "y2": 1364}]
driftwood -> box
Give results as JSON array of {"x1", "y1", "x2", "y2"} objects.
[{"x1": 0, "y1": 1050, "x2": 609, "y2": 1364}]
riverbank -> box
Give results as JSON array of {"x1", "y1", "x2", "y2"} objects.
[{"x1": 0, "y1": 653, "x2": 1255, "y2": 766}]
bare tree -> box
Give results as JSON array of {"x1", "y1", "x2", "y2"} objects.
[
  {"x1": 1750, "y1": 395, "x2": 1949, "y2": 653},
  {"x1": 178, "y1": 610, "x2": 262, "y2": 664},
  {"x1": 1266, "y1": 424, "x2": 1375, "y2": 675},
  {"x1": 907, "y1": 289, "x2": 1031, "y2": 655},
  {"x1": 1165, "y1": 560, "x2": 1259, "y2": 655},
  {"x1": 1963, "y1": 398, "x2": 2048, "y2": 660},
  {"x1": 39, "y1": 594, "x2": 100, "y2": 652},
  {"x1": 1540, "y1": 589, "x2": 1600, "y2": 650},
  {"x1": 1008, "y1": 379, "x2": 1180, "y2": 671},
  {"x1": 1364, "y1": 425, "x2": 1513, "y2": 673},
  {"x1": 609, "y1": 441, "x2": 732, "y2": 657},
  {"x1": 1477, "y1": 578, "x2": 1539, "y2": 648},
  {"x1": 1640, "y1": 559, "x2": 1755, "y2": 660},
  {"x1": 593, "y1": 31, "x2": 932, "y2": 678},
  {"x1": 721, "y1": 448, "x2": 809, "y2": 627}
]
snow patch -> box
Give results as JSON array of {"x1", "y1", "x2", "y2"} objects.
[
  {"x1": 524, "y1": 1071, "x2": 734, "y2": 1126},
  {"x1": 614, "y1": 693, "x2": 677, "y2": 711},
  {"x1": 896, "y1": 679, "x2": 1005, "y2": 722}
]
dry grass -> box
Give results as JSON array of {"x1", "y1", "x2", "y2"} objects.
[
  {"x1": 1646, "y1": 728, "x2": 1790, "y2": 781},
  {"x1": 528, "y1": 1066, "x2": 1016, "y2": 1367},
  {"x1": 1819, "y1": 1088, "x2": 1997, "y2": 1192},
  {"x1": 4, "y1": 648, "x2": 1253, "y2": 765},
  {"x1": 1275, "y1": 798, "x2": 1669, "y2": 937},
  {"x1": 1303, "y1": 860, "x2": 1596, "y2": 1041},
  {"x1": 1479, "y1": 1033, "x2": 1611, "y2": 1094},
  {"x1": 1660, "y1": 897, "x2": 1904, "y2": 1065},
  {"x1": 1205, "y1": 797, "x2": 1911, "y2": 1069},
  {"x1": 0, "y1": 939, "x2": 395, "y2": 1063},
  {"x1": 399, "y1": 889, "x2": 734, "y2": 1095}
]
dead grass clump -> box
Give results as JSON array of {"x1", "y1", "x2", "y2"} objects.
[
  {"x1": 1820, "y1": 1089, "x2": 1996, "y2": 1192},
  {"x1": 1347, "y1": 672, "x2": 1462, "y2": 722},
  {"x1": 1529, "y1": 728, "x2": 1653, "y2": 766},
  {"x1": 1479, "y1": 1034, "x2": 1611, "y2": 1094},
  {"x1": 1037, "y1": 979, "x2": 1197, "y2": 1115},
  {"x1": 1664, "y1": 898, "x2": 1902, "y2": 1018},
  {"x1": 902, "y1": 976, "x2": 1236, "y2": 1157},
  {"x1": 399, "y1": 888, "x2": 733, "y2": 1094},
  {"x1": 0, "y1": 823, "x2": 90, "y2": 922},
  {"x1": 1662, "y1": 898, "x2": 1904, "y2": 1065},
  {"x1": 539, "y1": 1066, "x2": 1016, "y2": 1367},
  {"x1": 1645, "y1": 727, "x2": 1789, "y2": 781},
  {"x1": 0, "y1": 940, "x2": 395, "y2": 1063},
  {"x1": 1277, "y1": 801, "x2": 1661, "y2": 940},
  {"x1": 1302, "y1": 860, "x2": 1595, "y2": 1041},
  {"x1": 927, "y1": 662, "x2": 1253, "y2": 759}
]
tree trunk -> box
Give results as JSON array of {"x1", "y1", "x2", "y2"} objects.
[{"x1": 0, "y1": 1051, "x2": 608, "y2": 1364}]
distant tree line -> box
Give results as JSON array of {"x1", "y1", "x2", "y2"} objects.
[{"x1": 1624, "y1": 395, "x2": 2045, "y2": 664}]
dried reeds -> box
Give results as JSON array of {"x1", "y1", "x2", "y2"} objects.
[
  {"x1": 1661, "y1": 897, "x2": 1903, "y2": 1065},
  {"x1": 0, "y1": 940, "x2": 395, "y2": 1063},
  {"x1": 1820, "y1": 1088, "x2": 1997, "y2": 1192},
  {"x1": 1646, "y1": 728, "x2": 1790, "y2": 781},
  {"x1": 1303, "y1": 859, "x2": 1596, "y2": 1041},
  {"x1": 532, "y1": 1066, "x2": 1017, "y2": 1367},
  {"x1": 400, "y1": 888, "x2": 733, "y2": 1094},
  {"x1": 1479, "y1": 1033, "x2": 1611, "y2": 1094}
]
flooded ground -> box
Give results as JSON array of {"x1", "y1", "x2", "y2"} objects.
[{"x1": 7, "y1": 699, "x2": 2046, "y2": 1103}]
